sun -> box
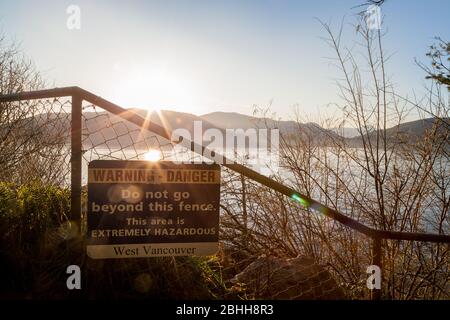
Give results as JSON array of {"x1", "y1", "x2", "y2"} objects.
[
  {"x1": 144, "y1": 149, "x2": 162, "y2": 162},
  {"x1": 112, "y1": 62, "x2": 196, "y2": 113}
]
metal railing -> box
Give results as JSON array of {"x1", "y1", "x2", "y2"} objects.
[{"x1": 1, "y1": 86, "x2": 449, "y2": 300}]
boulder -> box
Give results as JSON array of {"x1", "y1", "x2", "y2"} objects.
[{"x1": 231, "y1": 255, "x2": 346, "y2": 299}]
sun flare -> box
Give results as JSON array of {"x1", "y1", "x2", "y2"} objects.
[
  {"x1": 144, "y1": 149, "x2": 162, "y2": 162},
  {"x1": 113, "y1": 62, "x2": 196, "y2": 113}
]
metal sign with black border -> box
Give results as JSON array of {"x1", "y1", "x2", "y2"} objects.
[{"x1": 86, "y1": 160, "x2": 220, "y2": 259}]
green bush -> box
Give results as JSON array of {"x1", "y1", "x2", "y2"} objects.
[
  {"x1": 0, "y1": 182, "x2": 229, "y2": 299},
  {"x1": 0, "y1": 182, "x2": 70, "y2": 253}
]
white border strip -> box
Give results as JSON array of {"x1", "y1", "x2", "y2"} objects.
[{"x1": 87, "y1": 242, "x2": 218, "y2": 259}]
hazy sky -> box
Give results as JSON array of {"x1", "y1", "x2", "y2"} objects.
[{"x1": 0, "y1": 0, "x2": 449, "y2": 119}]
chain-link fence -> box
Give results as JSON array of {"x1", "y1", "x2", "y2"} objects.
[
  {"x1": 0, "y1": 96, "x2": 72, "y2": 185},
  {"x1": 0, "y1": 87, "x2": 448, "y2": 300}
]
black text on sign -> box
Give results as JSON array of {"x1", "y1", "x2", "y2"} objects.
[{"x1": 86, "y1": 160, "x2": 220, "y2": 259}]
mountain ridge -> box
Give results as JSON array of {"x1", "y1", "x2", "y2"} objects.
[{"x1": 6, "y1": 108, "x2": 446, "y2": 149}]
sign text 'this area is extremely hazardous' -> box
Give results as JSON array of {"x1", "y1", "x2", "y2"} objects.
[{"x1": 86, "y1": 160, "x2": 220, "y2": 259}]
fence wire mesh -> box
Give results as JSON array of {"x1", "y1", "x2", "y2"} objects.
[
  {"x1": 77, "y1": 99, "x2": 449, "y2": 300},
  {"x1": 1, "y1": 95, "x2": 448, "y2": 300},
  {"x1": 382, "y1": 240, "x2": 449, "y2": 299},
  {"x1": 78, "y1": 102, "x2": 362, "y2": 300},
  {"x1": 80, "y1": 103, "x2": 206, "y2": 179},
  {"x1": 0, "y1": 97, "x2": 72, "y2": 186},
  {"x1": 219, "y1": 169, "x2": 371, "y2": 299}
]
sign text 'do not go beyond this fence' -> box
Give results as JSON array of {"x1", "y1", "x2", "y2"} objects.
[{"x1": 86, "y1": 160, "x2": 220, "y2": 259}]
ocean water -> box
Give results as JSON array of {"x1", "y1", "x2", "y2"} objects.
[{"x1": 77, "y1": 146, "x2": 448, "y2": 233}]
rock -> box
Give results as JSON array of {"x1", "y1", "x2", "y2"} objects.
[{"x1": 231, "y1": 255, "x2": 346, "y2": 299}]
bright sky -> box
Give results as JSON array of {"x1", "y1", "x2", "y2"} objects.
[{"x1": 0, "y1": 0, "x2": 449, "y2": 119}]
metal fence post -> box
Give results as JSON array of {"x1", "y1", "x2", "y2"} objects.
[
  {"x1": 71, "y1": 94, "x2": 82, "y2": 224},
  {"x1": 371, "y1": 236, "x2": 382, "y2": 300}
]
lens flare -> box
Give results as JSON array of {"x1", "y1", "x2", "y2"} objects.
[
  {"x1": 144, "y1": 149, "x2": 162, "y2": 162},
  {"x1": 291, "y1": 193, "x2": 309, "y2": 208}
]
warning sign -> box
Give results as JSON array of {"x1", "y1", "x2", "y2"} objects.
[{"x1": 86, "y1": 160, "x2": 220, "y2": 259}]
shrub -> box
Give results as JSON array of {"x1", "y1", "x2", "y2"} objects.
[{"x1": 0, "y1": 182, "x2": 228, "y2": 299}]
